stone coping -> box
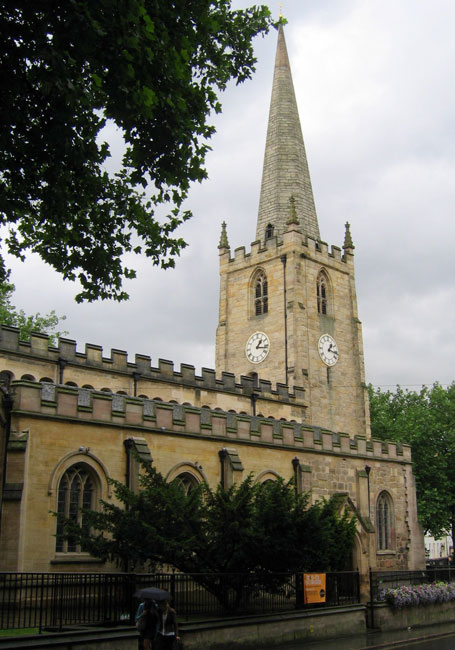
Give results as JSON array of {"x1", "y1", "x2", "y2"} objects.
[{"x1": 9, "y1": 381, "x2": 411, "y2": 461}]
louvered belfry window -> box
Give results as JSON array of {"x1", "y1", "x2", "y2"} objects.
[
  {"x1": 317, "y1": 271, "x2": 328, "y2": 315},
  {"x1": 265, "y1": 223, "x2": 274, "y2": 240},
  {"x1": 255, "y1": 271, "x2": 268, "y2": 316}
]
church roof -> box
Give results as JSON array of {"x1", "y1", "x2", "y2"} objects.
[{"x1": 256, "y1": 25, "x2": 320, "y2": 242}]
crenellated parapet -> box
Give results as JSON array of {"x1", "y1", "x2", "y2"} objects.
[
  {"x1": 0, "y1": 325, "x2": 305, "y2": 406},
  {"x1": 219, "y1": 231, "x2": 353, "y2": 273},
  {"x1": 11, "y1": 379, "x2": 410, "y2": 463}
]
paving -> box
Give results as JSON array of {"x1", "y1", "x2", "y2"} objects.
[{"x1": 272, "y1": 622, "x2": 455, "y2": 650}]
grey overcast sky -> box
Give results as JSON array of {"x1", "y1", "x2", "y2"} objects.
[{"x1": 4, "y1": 0, "x2": 455, "y2": 391}]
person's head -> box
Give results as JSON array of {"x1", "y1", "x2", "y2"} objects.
[
  {"x1": 144, "y1": 599, "x2": 153, "y2": 611},
  {"x1": 159, "y1": 600, "x2": 169, "y2": 612}
]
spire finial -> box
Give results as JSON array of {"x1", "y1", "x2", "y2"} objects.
[
  {"x1": 343, "y1": 222, "x2": 355, "y2": 251},
  {"x1": 286, "y1": 195, "x2": 300, "y2": 226},
  {"x1": 218, "y1": 221, "x2": 230, "y2": 250}
]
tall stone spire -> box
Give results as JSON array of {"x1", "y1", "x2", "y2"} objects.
[{"x1": 256, "y1": 25, "x2": 320, "y2": 242}]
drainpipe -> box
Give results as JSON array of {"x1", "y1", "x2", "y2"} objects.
[
  {"x1": 57, "y1": 358, "x2": 67, "y2": 384},
  {"x1": 365, "y1": 465, "x2": 373, "y2": 627},
  {"x1": 123, "y1": 439, "x2": 135, "y2": 573},
  {"x1": 124, "y1": 439, "x2": 133, "y2": 491},
  {"x1": 250, "y1": 392, "x2": 257, "y2": 417},
  {"x1": 280, "y1": 255, "x2": 288, "y2": 386},
  {"x1": 292, "y1": 457, "x2": 300, "y2": 495},
  {"x1": 218, "y1": 448, "x2": 228, "y2": 489},
  {"x1": 0, "y1": 387, "x2": 13, "y2": 539},
  {"x1": 365, "y1": 465, "x2": 371, "y2": 519},
  {"x1": 132, "y1": 372, "x2": 140, "y2": 397}
]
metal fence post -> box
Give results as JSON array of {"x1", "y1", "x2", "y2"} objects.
[
  {"x1": 58, "y1": 573, "x2": 64, "y2": 631},
  {"x1": 369, "y1": 568, "x2": 374, "y2": 629},
  {"x1": 171, "y1": 568, "x2": 176, "y2": 603},
  {"x1": 38, "y1": 573, "x2": 44, "y2": 633}
]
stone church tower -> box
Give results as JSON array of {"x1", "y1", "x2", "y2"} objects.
[{"x1": 216, "y1": 25, "x2": 370, "y2": 437}]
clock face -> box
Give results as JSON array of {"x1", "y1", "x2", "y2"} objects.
[
  {"x1": 318, "y1": 334, "x2": 339, "y2": 366},
  {"x1": 246, "y1": 331, "x2": 270, "y2": 364}
]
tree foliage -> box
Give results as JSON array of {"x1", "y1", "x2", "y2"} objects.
[
  {"x1": 0, "y1": 1, "x2": 274, "y2": 302},
  {"x1": 60, "y1": 467, "x2": 356, "y2": 608},
  {"x1": 0, "y1": 276, "x2": 67, "y2": 345},
  {"x1": 369, "y1": 382, "x2": 455, "y2": 542}
]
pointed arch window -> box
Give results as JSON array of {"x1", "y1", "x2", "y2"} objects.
[
  {"x1": 265, "y1": 223, "x2": 274, "y2": 240},
  {"x1": 376, "y1": 491, "x2": 394, "y2": 551},
  {"x1": 316, "y1": 271, "x2": 329, "y2": 315},
  {"x1": 0, "y1": 371, "x2": 13, "y2": 388},
  {"x1": 174, "y1": 471, "x2": 200, "y2": 496},
  {"x1": 55, "y1": 463, "x2": 98, "y2": 553},
  {"x1": 254, "y1": 271, "x2": 268, "y2": 316}
]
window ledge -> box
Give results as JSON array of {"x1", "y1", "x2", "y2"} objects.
[
  {"x1": 51, "y1": 555, "x2": 105, "y2": 565},
  {"x1": 377, "y1": 550, "x2": 396, "y2": 556}
]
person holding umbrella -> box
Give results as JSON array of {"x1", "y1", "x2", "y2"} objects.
[
  {"x1": 134, "y1": 587, "x2": 179, "y2": 650},
  {"x1": 136, "y1": 599, "x2": 159, "y2": 650},
  {"x1": 155, "y1": 599, "x2": 179, "y2": 650}
]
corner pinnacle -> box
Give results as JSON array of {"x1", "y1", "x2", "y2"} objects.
[
  {"x1": 343, "y1": 222, "x2": 355, "y2": 251},
  {"x1": 218, "y1": 221, "x2": 230, "y2": 250}
]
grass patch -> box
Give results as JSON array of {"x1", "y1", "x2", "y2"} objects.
[{"x1": 0, "y1": 628, "x2": 41, "y2": 637}]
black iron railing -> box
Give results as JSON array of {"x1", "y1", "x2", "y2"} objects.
[
  {"x1": 0, "y1": 570, "x2": 360, "y2": 631},
  {"x1": 0, "y1": 572, "x2": 136, "y2": 631}
]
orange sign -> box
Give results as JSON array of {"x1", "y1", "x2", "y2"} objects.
[{"x1": 303, "y1": 573, "x2": 326, "y2": 604}]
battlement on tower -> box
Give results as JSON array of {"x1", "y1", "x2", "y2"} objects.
[{"x1": 221, "y1": 231, "x2": 352, "y2": 270}]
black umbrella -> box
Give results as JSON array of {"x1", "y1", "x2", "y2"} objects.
[{"x1": 134, "y1": 586, "x2": 171, "y2": 601}]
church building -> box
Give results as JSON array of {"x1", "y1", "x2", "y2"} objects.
[{"x1": 0, "y1": 26, "x2": 425, "y2": 595}]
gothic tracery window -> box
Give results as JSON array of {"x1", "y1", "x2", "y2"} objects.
[
  {"x1": 316, "y1": 271, "x2": 329, "y2": 315},
  {"x1": 55, "y1": 463, "x2": 97, "y2": 553},
  {"x1": 254, "y1": 271, "x2": 268, "y2": 316},
  {"x1": 376, "y1": 491, "x2": 394, "y2": 551},
  {"x1": 175, "y1": 471, "x2": 199, "y2": 495}
]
